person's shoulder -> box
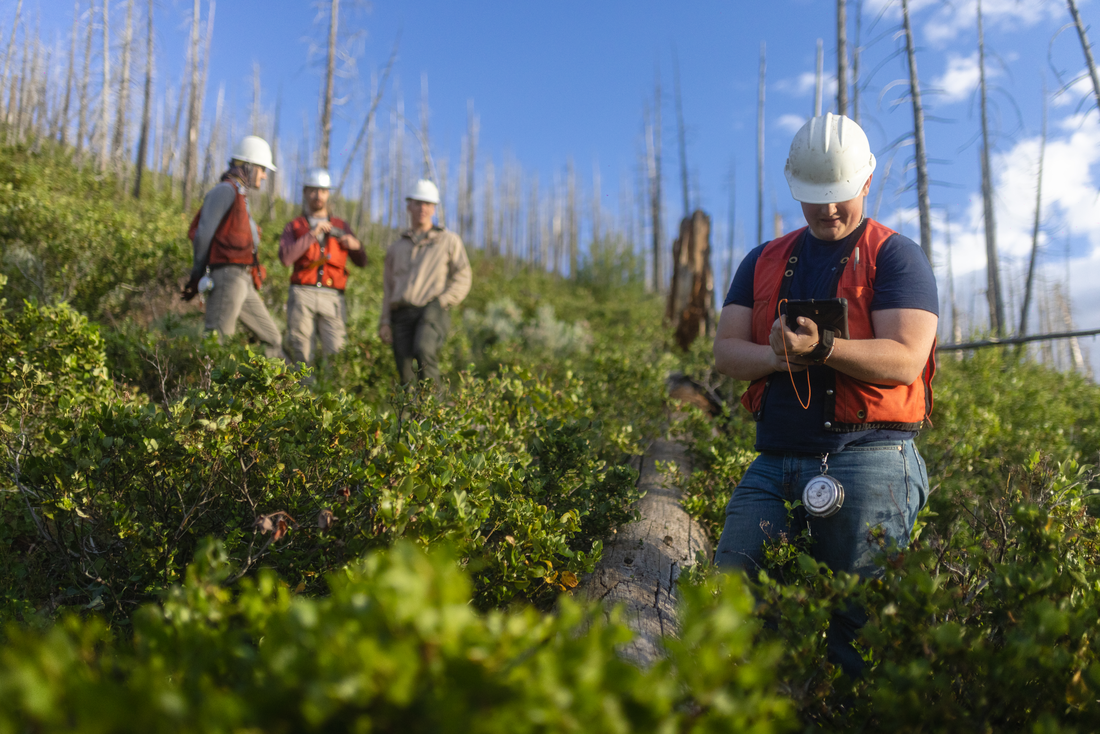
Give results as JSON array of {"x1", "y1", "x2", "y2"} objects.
[{"x1": 282, "y1": 215, "x2": 308, "y2": 233}]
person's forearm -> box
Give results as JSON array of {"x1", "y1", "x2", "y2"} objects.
[
  {"x1": 714, "y1": 337, "x2": 787, "y2": 381},
  {"x1": 279, "y1": 231, "x2": 313, "y2": 267},
  {"x1": 438, "y1": 265, "x2": 472, "y2": 308},
  {"x1": 348, "y1": 247, "x2": 367, "y2": 267},
  {"x1": 820, "y1": 337, "x2": 928, "y2": 386}
]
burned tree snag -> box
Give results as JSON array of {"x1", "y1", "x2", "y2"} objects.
[{"x1": 667, "y1": 210, "x2": 714, "y2": 351}]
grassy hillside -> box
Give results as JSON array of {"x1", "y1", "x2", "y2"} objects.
[{"x1": 5, "y1": 141, "x2": 1100, "y2": 731}]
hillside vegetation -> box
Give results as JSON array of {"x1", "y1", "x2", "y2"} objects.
[{"x1": 3, "y1": 143, "x2": 1100, "y2": 731}]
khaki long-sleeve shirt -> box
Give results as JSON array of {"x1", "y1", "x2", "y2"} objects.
[{"x1": 380, "y1": 226, "x2": 472, "y2": 326}]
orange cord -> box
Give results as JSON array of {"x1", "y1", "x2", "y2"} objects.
[{"x1": 778, "y1": 298, "x2": 812, "y2": 410}]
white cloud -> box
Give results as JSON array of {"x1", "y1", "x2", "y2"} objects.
[
  {"x1": 864, "y1": 0, "x2": 1064, "y2": 45},
  {"x1": 879, "y1": 110, "x2": 1100, "y2": 369},
  {"x1": 776, "y1": 114, "x2": 807, "y2": 134},
  {"x1": 777, "y1": 71, "x2": 838, "y2": 103},
  {"x1": 930, "y1": 53, "x2": 996, "y2": 103}
]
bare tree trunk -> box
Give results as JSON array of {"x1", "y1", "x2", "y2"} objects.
[
  {"x1": 652, "y1": 67, "x2": 664, "y2": 292},
  {"x1": 567, "y1": 157, "x2": 578, "y2": 275},
  {"x1": 944, "y1": 211, "x2": 963, "y2": 350},
  {"x1": 756, "y1": 42, "x2": 765, "y2": 247},
  {"x1": 667, "y1": 210, "x2": 714, "y2": 350},
  {"x1": 419, "y1": 71, "x2": 431, "y2": 178},
  {"x1": 357, "y1": 72, "x2": 376, "y2": 232},
  {"x1": 814, "y1": 39, "x2": 823, "y2": 116},
  {"x1": 1067, "y1": 0, "x2": 1100, "y2": 115},
  {"x1": 977, "y1": 0, "x2": 1004, "y2": 334},
  {"x1": 201, "y1": 82, "x2": 224, "y2": 188},
  {"x1": 112, "y1": 0, "x2": 134, "y2": 169},
  {"x1": 484, "y1": 159, "x2": 495, "y2": 255},
  {"x1": 673, "y1": 51, "x2": 690, "y2": 219},
  {"x1": 334, "y1": 38, "x2": 396, "y2": 191},
  {"x1": 97, "y1": 0, "x2": 111, "y2": 171},
  {"x1": 57, "y1": 1, "x2": 80, "y2": 144},
  {"x1": 528, "y1": 175, "x2": 540, "y2": 266},
  {"x1": 262, "y1": 88, "x2": 281, "y2": 220},
  {"x1": 181, "y1": 0, "x2": 201, "y2": 211},
  {"x1": 462, "y1": 99, "x2": 478, "y2": 244},
  {"x1": 592, "y1": 159, "x2": 602, "y2": 243},
  {"x1": 1019, "y1": 90, "x2": 1047, "y2": 338},
  {"x1": 901, "y1": 0, "x2": 933, "y2": 262},
  {"x1": 726, "y1": 159, "x2": 736, "y2": 291},
  {"x1": 318, "y1": 0, "x2": 338, "y2": 168},
  {"x1": 132, "y1": 0, "x2": 153, "y2": 198},
  {"x1": 76, "y1": 2, "x2": 93, "y2": 156},
  {"x1": 837, "y1": 0, "x2": 848, "y2": 116},
  {"x1": 1056, "y1": 285, "x2": 1087, "y2": 372},
  {"x1": 1, "y1": 0, "x2": 23, "y2": 123},
  {"x1": 853, "y1": 0, "x2": 862, "y2": 124}
]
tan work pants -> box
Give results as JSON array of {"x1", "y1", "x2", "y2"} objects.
[
  {"x1": 204, "y1": 265, "x2": 286, "y2": 360},
  {"x1": 286, "y1": 285, "x2": 347, "y2": 365}
]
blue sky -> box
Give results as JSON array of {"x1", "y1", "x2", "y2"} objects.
[{"x1": 18, "y1": 0, "x2": 1100, "y2": 370}]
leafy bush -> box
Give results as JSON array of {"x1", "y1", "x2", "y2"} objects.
[
  {"x1": 2, "y1": 317, "x2": 642, "y2": 617},
  {"x1": 0, "y1": 540, "x2": 798, "y2": 733}
]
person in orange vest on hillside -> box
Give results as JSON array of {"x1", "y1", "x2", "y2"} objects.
[
  {"x1": 182, "y1": 135, "x2": 285, "y2": 360},
  {"x1": 278, "y1": 167, "x2": 366, "y2": 366},
  {"x1": 713, "y1": 114, "x2": 938, "y2": 679},
  {"x1": 379, "y1": 179, "x2": 471, "y2": 386}
]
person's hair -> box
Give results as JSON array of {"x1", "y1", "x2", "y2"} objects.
[{"x1": 228, "y1": 160, "x2": 259, "y2": 188}]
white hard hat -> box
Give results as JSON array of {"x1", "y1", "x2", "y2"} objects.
[
  {"x1": 303, "y1": 167, "x2": 332, "y2": 189},
  {"x1": 229, "y1": 135, "x2": 276, "y2": 171},
  {"x1": 405, "y1": 179, "x2": 440, "y2": 204},
  {"x1": 784, "y1": 113, "x2": 875, "y2": 204}
]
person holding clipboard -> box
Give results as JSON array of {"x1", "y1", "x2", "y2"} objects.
[{"x1": 713, "y1": 113, "x2": 939, "y2": 678}]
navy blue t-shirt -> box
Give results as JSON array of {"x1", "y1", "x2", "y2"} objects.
[{"x1": 724, "y1": 224, "x2": 938, "y2": 454}]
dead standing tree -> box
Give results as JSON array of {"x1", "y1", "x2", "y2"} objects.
[
  {"x1": 76, "y1": 0, "x2": 93, "y2": 156},
  {"x1": 978, "y1": 0, "x2": 1005, "y2": 335},
  {"x1": 58, "y1": 1, "x2": 79, "y2": 145},
  {"x1": 1066, "y1": 0, "x2": 1100, "y2": 113},
  {"x1": 837, "y1": 0, "x2": 848, "y2": 116},
  {"x1": 112, "y1": 0, "x2": 134, "y2": 175},
  {"x1": 97, "y1": 0, "x2": 110, "y2": 171},
  {"x1": 667, "y1": 210, "x2": 714, "y2": 351},
  {"x1": 132, "y1": 0, "x2": 154, "y2": 198},
  {"x1": 1019, "y1": 88, "x2": 1048, "y2": 338},
  {"x1": 900, "y1": 0, "x2": 933, "y2": 262},
  {"x1": 318, "y1": 0, "x2": 338, "y2": 169},
  {"x1": 181, "y1": 0, "x2": 215, "y2": 212}
]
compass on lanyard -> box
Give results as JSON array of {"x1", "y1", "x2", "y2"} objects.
[{"x1": 803, "y1": 453, "x2": 845, "y2": 518}]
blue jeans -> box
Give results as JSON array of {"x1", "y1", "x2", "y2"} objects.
[{"x1": 713, "y1": 439, "x2": 929, "y2": 677}]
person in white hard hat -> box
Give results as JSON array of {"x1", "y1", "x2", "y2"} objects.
[
  {"x1": 277, "y1": 167, "x2": 366, "y2": 367},
  {"x1": 379, "y1": 179, "x2": 471, "y2": 386},
  {"x1": 183, "y1": 135, "x2": 285, "y2": 360},
  {"x1": 712, "y1": 113, "x2": 938, "y2": 678}
]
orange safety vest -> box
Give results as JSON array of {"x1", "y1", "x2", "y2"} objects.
[
  {"x1": 187, "y1": 180, "x2": 259, "y2": 266},
  {"x1": 288, "y1": 215, "x2": 352, "y2": 291},
  {"x1": 739, "y1": 218, "x2": 936, "y2": 432}
]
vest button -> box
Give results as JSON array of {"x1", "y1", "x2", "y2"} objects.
[
  {"x1": 857, "y1": 410, "x2": 866, "y2": 419},
  {"x1": 823, "y1": 421, "x2": 832, "y2": 429},
  {"x1": 826, "y1": 389, "x2": 835, "y2": 395}
]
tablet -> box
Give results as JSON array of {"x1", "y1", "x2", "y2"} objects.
[{"x1": 783, "y1": 298, "x2": 849, "y2": 340}]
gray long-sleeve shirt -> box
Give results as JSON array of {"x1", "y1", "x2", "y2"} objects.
[{"x1": 189, "y1": 181, "x2": 260, "y2": 283}]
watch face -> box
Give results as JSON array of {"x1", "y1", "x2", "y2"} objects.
[{"x1": 803, "y1": 475, "x2": 844, "y2": 517}]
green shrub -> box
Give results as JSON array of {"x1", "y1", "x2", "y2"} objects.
[{"x1": 0, "y1": 540, "x2": 798, "y2": 733}]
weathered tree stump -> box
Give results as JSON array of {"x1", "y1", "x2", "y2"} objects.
[
  {"x1": 667, "y1": 210, "x2": 715, "y2": 352},
  {"x1": 582, "y1": 438, "x2": 711, "y2": 667}
]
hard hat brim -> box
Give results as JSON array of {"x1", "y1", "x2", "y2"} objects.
[{"x1": 785, "y1": 158, "x2": 875, "y2": 204}]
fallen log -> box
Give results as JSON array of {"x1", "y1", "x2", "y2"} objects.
[{"x1": 582, "y1": 437, "x2": 711, "y2": 667}]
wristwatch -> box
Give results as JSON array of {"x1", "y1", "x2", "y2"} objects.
[{"x1": 807, "y1": 329, "x2": 835, "y2": 363}]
